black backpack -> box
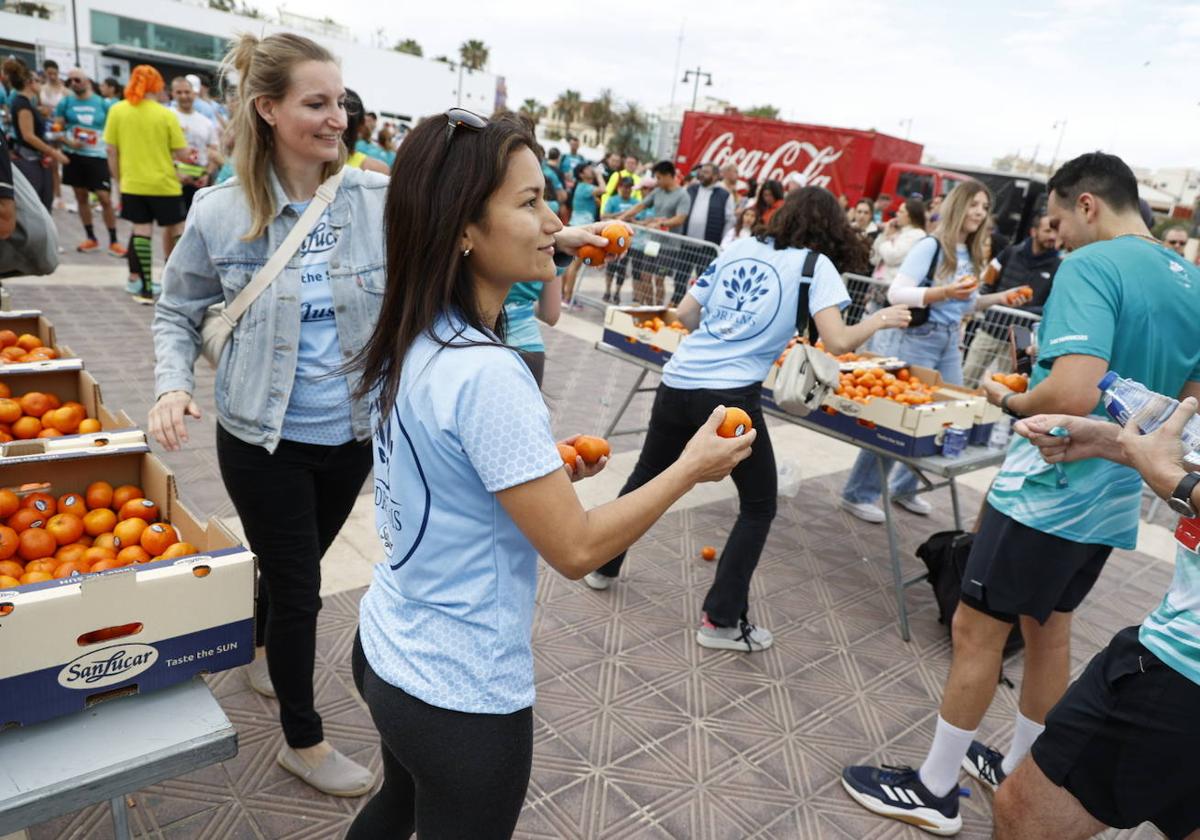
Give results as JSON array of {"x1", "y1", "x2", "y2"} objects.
[{"x1": 916, "y1": 530, "x2": 1024, "y2": 658}]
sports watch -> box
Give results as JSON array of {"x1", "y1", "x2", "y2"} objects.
[{"x1": 1168, "y1": 472, "x2": 1200, "y2": 517}]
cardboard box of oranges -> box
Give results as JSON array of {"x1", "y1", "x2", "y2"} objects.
[
  {"x1": 0, "y1": 443, "x2": 254, "y2": 729},
  {"x1": 0, "y1": 310, "x2": 75, "y2": 372},
  {"x1": 603, "y1": 305, "x2": 691, "y2": 365},
  {"x1": 0, "y1": 365, "x2": 137, "y2": 455}
]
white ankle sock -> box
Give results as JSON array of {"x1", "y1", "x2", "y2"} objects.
[
  {"x1": 919, "y1": 715, "x2": 977, "y2": 797},
  {"x1": 1001, "y1": 711, "x2": 1045, "y2": 776}
]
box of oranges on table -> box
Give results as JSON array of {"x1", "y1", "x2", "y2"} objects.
[
  {"x1": 0, "y1": 311, "x2": 74, "y2": 372},
  {"x1": 0, "y1": 443, "x2": 254, "y2": 729},
  {"x1": 602, "y1": 306, "x2": 692, "y2": 366},
  {"x1": 0, "y1": 366, "x2": 138, "y2": 456}
]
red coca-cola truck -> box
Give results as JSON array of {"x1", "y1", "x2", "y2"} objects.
[{"x1": 674, "y1": 111, "x2": 967, "y2": 215}]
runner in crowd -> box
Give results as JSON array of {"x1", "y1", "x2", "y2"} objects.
[
  {"x1": 151, "y1": 32, "x2": 388, "y2": 797},
  {"x1": 560, "y1": 135, "x2": 585, "y2": 180},
  {"x1": 996, "y1": 400, "x2": 1200, "y2": 840},
  {"x1": 100, "y1": 77, "x2": 123, "y2": 106},
  {"x1": 561, "y1": 162, "x2": 605, "y2": 304},
  {"x1": 618, "y1": 160, "x2": 691, "y2": 305},
  {"x1": 599, "y1": 150, "x2": 621, "y2": 182},
  {"x1": 180, "y1": 73, "x2": 221, "y2": 129},
  {"x1": 38, "y1": 60, "x2": 68, "y2": 209},
  {"x1": 342, "y1": 90, "x2": 389, "y2": 174},
  {"x1": 962, "y1": 210, "x2": 1061, "y2": 387},
  {"x1": 675, "y1": 162, "x2": 734, "y2": 304},
  {"x1": 1, "y1": 58, "x2": 69, "y2": 212},
  {"x1": 602, "y1": 152, "x2": 641, "y2": 207},
  {"x1": 587, "y1": 187, "x2": 912, "y2": 652},
  {"x1": 503, "y1": 275, "x2": 561, "y2": 387},
  {"x1": 601, "y1": 175, "x2": 640, "y2": 302},
  {"x1": 169, "y1": 76, "x2": 221, "y2": 215},
  {"x1": 344, "y1": 110, "x2": 752, "y2": 839},
  {"x1": 720, "y1": 206, "x2": 757, "y2": 250},
  {"x1": 719, "y1": 162, "x2": 739, "y2": 201},
  {"x1": 55, "y1": 69, "x2": 124, "y2": 256},
  {"x1": 105, "y1": 65, "x2": 189, "y2": 303},
  {"x1": 842, "y1": 152, "x2": 1200, "y2": 836},
  {"x1": 1162, "y1": 223, "x2": 1189, "y2": 256},
  {"x1": 839, "y1": 180, "x2": 1024, "y2": 524}
]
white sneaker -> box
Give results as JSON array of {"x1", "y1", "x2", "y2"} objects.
[
  {"x1": 840, "y1": 498, "x2": 885, "y2": 523},
  {"x1": 584, "y1": 571, "x2": 614, "y2": 591},
  {"x1": 246, "y1": 654, "x2": 276, "y2": 698},
  {"x1": 895, "y1": 495, "x2": 933, "y2": 516},
  {"x1": 696, "y1": 617, "x2": 774, "y2": 652}
]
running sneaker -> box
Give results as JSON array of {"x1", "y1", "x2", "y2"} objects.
[
  {"x1": 696, "y1": 615, "x2": 774, "y2": 652},
  {"x1": 841, "y1": 764, "x2": 963, "y2": 836},
  {"x1": 896, "y1": 495, "x2": 933, "y2": 516},
  {"x1": 961, "y1": 741, "x2": 1006, "y2": 791},
  {"x1": 76, "y1": 239, "x2": 100, "y2": 253},
  {"x1": 108, "y1": 242, "x2": 127, "y2": 258},
  {"x1": 840, "y1": 498, "x2": 885, "y2": 523},
  {"x1": 583, "y1": 571, "x2": 614, "y2": 591}
]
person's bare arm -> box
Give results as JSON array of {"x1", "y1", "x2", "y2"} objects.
[
  {"x1": 107, "y1": 146, "x2": 120, "y2": 185},
  {"x1": 617, "y1": 200, "x2": 649, "y2": 221},
  {"x1": 17, "y1": 110, "x2": 67, "y2": 163},
  {"x1": 662, "y1": 212, "x2": 689, "y2": 229},
  {"x1": 536, "y1": 276, "x2": 562, "y2": 326},
  {"x1": 0, "y1": 199, "x2": 14, "y2": 240},
  {"x1": 812, "y1": 304, "x2": 912, "y2": 356},
  {"x1": 675, "y1": 295, "x2": 701, "y2": 331},
  {"x1": 983, "y1": 354, "x2": 1108, "y2": 416}
]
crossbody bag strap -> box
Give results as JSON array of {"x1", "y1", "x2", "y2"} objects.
[
  {"x1": 795, "y1": 249, "x2": 821, "y2": 343},
  {"x1": 920, "y1": 236, "x2": 942, "y2": 288},
  {"x1": 221, "y1": 167, "x2": 345, "y2": 327}
]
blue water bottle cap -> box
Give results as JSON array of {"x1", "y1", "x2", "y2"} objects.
[{"x1": 1098, "y1": 371, "x2": 1119, "y2": 391}]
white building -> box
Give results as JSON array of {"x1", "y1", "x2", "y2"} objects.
[
  {"x1": 652, "y1": 95, "x2": 733, "y2": 162},
  {"x1": 1, "y1": 0, "x2": 500, "y2": 126},
  {"x1": 1147, "y1": 167, "x2": 1200, "y2": 208}
]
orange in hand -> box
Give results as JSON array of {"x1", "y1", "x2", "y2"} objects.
[
  {"x1": 578, "y1": 244, "x2": 608, "y2": 267},
  {"x1": 557, "y1": 443, "x2": 579, "y2": 468},
  {"x1": 601, "y1": 223, "x2": 631, "y2": 255},
  {"x1": 573, "y1": 436, "x2": 611, "y2": 465},
  {"x1": 717, "y1": 407, "x2": 753, "y2": 438}
]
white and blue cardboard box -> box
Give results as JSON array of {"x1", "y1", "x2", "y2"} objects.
[{"x1": 0, "y1": 444, "x2": 255, "y2": 730}]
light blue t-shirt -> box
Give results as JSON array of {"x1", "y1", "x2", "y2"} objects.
[
  {"x1": 560, "y1": 153, "x2": 586, "y2": 178},
  {"x1": 503, "y1": 282, "x2": 545, "y2": 353},
  {"x1": 571, "y1": 182, "x2": 599, "y2": 224},
  {"x1": 989, "y1": 237, "x2": 1200, "y2": 548},
  {"x1": 662, "y1": 237, "x2": 850, "y2": 389},
  {"x1": 358, "y1": 315, "x2": 562, "y2": 713},
  {"x1": 55, "y1": 94, "x2": 109, "y2": 159},
  {"x1": 542, "y1": 162, "x2": 563, "y2": 194},
  {"x1": 280, "y1": 202, "x2": 355, "y2": 445},
  {"x1": 897, "y1": 237, "x2": 976, "y2": 326},
  {"x1": 604, "y1": 194, "x2": 638, "y2": 217},
  {"x1": 1141, "y1": 543, "x2": 1200, "y2": 686}
]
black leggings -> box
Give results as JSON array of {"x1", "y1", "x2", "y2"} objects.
[
  {"x1": 216, "y1": 424, "x2": 372, "y2": 747},
  {"x1": 347, "y1": 633, "x2": 533, "y2": 840},
  {"x1": 598, "y1": 383, "x2": 777, "y2": 627}
]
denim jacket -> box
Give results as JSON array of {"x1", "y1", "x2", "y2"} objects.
[{"x1": 152, "y1": 166, "x2": 388, "y2": 452}]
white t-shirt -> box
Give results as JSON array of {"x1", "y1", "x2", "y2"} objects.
[
  {"x1": 172, "y1": 108, "x2": 216, "y2": 167},
  {"x1": 662, "y1": 236, "x2": 851, "y2": 389}
]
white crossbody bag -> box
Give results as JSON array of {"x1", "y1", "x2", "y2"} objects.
[
  {"x1": 772, "y1": 250, "x2": 841, "y2": 417},
  {"x1": 199, "y1": 168, "x2": 344, "y2": 368}
]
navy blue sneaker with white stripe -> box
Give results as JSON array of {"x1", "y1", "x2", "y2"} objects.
[
  {"x1": 841, "y1": 764, "x2": 962, "y2": 835},
  {"x1": 961, "y1": 740, "x2": 1007, "y2": 791}
]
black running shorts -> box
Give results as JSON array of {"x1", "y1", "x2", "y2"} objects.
[
  {"x1": 959, "y1": 503, "x2": 1111, "y2": 623},
  {"x1": 120, "y1": 193, "x2": 186, "y2": 227},
  {"x1": 1031, "y1": 626, "x2": 1200, "y2": 839},
  {"x1": 61, "y1": 154, "x2": 111, "y2": 193}
]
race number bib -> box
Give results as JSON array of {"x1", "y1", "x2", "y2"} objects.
[
  {"x1": 73, "y1": 127, "x2": 98, "y2": 147},
  {"x1": 1176, "y1": 516, "x2": 1200, "y2": 553}
]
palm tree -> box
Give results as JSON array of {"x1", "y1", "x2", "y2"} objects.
[
  {"x1": 585, "y1": 88, "x2": 615, "y2": 145},
  {"x1": 393, "y1": 38, "x2": 423, "y2": 57},
  {"x1": 610, "y1": 102, "x2": 650, "y2": 158},
  {"x1": 743, "y1": 104, "x2": 780, "y2": 119},
  {"x1": 432, "y1": 55, "x2": 453, "y2": 64},
  {"x1": 519, "y1": 98, "x2": 547, "y2": 128},
  {"x1": 553, "y1": 90, "x2": 583, "y2": 140},
  {"x1": 458, "y1": 39, "x2": 489, "y2": 71}
]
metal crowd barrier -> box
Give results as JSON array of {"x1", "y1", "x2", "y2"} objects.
[{"x1": 570, "y1": 227, "x2": 720, "y2": 312}]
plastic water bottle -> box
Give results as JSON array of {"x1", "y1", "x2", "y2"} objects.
[
  {"x1": 1098, "y1": 372, "x2": 1200, "y2": 455},
  {"x1": 988, "y1": 416, "x2": 1012, "y2": 449}
]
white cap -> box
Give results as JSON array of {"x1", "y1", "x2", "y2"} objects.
[
  {"x1": 783, "y1": 172, "x2": 807, "y2": 190},
  {"x1": 185, "y1": 74, "x2": 202, "y2": 93}
]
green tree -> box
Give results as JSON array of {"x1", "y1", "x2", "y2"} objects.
[
  {"x1": 519, "y1": 98, "x2": 547, "y2": 128},
  {"x1": 458, "y1": 39, "x2": 489, "y2": 71},
  {"x1": 610, "y1": 102, "x2": 651, "y2": 159},
  {"x1": 432, "y1": 55, "x2": 453, "y2": 64},
  {"x1": 208, "y1": 0, "x2": 235, "y2": 11},
  {"x1": 553, "y1": 90, "x2": 583, "y2": 140},
  {"x1": 585, "y1": 88, "x2": 615, "y2": 145},
  {"x1": 393, "y1": 39, "x2": 423, "y2": 57},
  {"x1": 743, "y1": 104, "x2": 780, "y2": 119}
]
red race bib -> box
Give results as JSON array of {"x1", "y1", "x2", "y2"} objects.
[{"x1": 1176, "y1": 516, "x2": 1200, "y2": 553}]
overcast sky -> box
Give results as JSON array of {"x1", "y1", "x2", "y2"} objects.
[{"x1": 277, "y1": 0, "x2": 1200, "y2": 171}]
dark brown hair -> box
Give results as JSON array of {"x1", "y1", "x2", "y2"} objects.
[
  {"x1": 903, "y1": 196, "x2": 927, "y2": 229},
  {"x1": 762, "y1": 187, "x2": 870, "y2": 273},
  {"x1": 352, "y1": 112, "x2": 539, "y2": 416},
  {"x1": 2, "y1": 58, "x2": 32, "y2": 91}
]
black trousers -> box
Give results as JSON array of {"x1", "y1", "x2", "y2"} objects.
[
  {"x1": 597, "y1": 383, "x2": 777, "y2": 626},
  {"x1": 216, "y1": 424, "x2": 372, "y2": 747},
  {"x1": 347, "y1": 633, "x2": 533, "y2": 839}
]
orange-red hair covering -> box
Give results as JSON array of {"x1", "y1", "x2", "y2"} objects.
[{"x1": 124, "y1": 65, "x2": 164, "y2": 105}]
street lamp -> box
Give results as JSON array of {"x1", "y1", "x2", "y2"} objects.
[
  {"x1": 681, "y1": 67, "x2": 712, "y2": 112},
  {"x1": 1049, "y1": 119, "x2": 1068, "y2": 174}
]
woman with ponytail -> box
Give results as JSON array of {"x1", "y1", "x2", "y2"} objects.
[{"x1": 150, "y1": 33, "x2": 387, "y2": 797}]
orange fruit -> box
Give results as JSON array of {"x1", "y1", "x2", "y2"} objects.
[
  {"x1": 53, "y1": 561, "x2": 89, "y2": 578},
  {"x1": 82, "y1": 508, "x2": 117, "y2": 536},
  {"x1": 18, "y1": 528, "x2": 56, "y2": 562},
  {"x1": 0, "y1": 347, "x2": 25, "y2": 362},
  {"x1": 73, "y1": 535, "x2": 92, "y2": 547},
  {"x1": 77, "y1": 418, "x2": 101, "y2": 434},
  {"x1": 0, "y1": 490, "x2": 18, "y2": 519},
  {"x1": 89, "y1": 557, "x2": 125, "y2": 572},
  {"x1": 0, "y1": 398, "x2": 20, "y2": 424},
  {"x1": 7, "y1": 509, "x2": 45, "y2": 532},
  {"x1": 601, "y1": 223, "x2": 631, "y2": 255},
  {"x1": 24, "y1": 557, "x2": 57, "y2": 575},
  {"x1": 118, "y1": 498, "x2": 159, "y2": 523},
  {"x1": 114, "y1": 518, "x2": 148, "y2": 547},
  {"x1": 19, "y1": 570, "x2": 52, "y2": 584},
  {"x1": 92, "y1": 532, "x2": 119, "y2": 551},
  {"x1": 577, "y1": 243, "x2": 608, "y2": 266},
  {"x1": 44, "y1": 406, "x2": 83, "y2": 434},
  {"x1": 0, "y1": 331, "x2": 15, "y2": 348},
  {"x1": 45, "y1": 513, "x2": 84, "y2": 545},
  {"x1": 37, "y1": 428, "x2": 62, "y2": 438},
  {"x1": 11, "y1": 416, "x2": 40, "y2": 439},
  {"x1": 54, "y1": 543, "x2": 87, "y2": 565},
  {"x1": 22, "y1": 492, "x2": 55, "y2": 514},
  {"x1": 15, "y1": 334, "x2": 42, "y2": 351},
  {"x1": 17, "y1": 392, "x2": 50, "y2": 418},
  {"x1": 85, "y1": 481, "x2": 114, "y2": 510},
  {"x1": 0, "y1": 558, "x2": 23, "y2": 578},
  {"x1": 897, "y1": 369, "x2": 910, "y2": 381},
  {"x1": 1005, "y1": 373, "x2": 1028, "y2": 393},
  {"x1": 111, "y1": 485, "x2": 143, "y2": 511},
  {"x1": 557, "y1": 443, "x2": 578, "y2": 468},
  {"x1": 0, "y1": 574, "x2": 18, "y2": 588},
  {"x1": 61, "y1": 400, "x2": 85, "y2": 415},
  {"x1": 57, "y1": 493, "x2": 87, "y2": 517},
  {"x1": 573, "y1": 435, "x2": 611, "y2": 465},
  {"x1": 161, "y1": 542, "x2": 199, "y2": 560},
  {"x1": 82, "y1": 546, "x2": 116, "y2": 566},
  {"x1": 116, "y1": 545, "x2": 151, "y2": 565},
  {"x1": 717, "y1": 407, "x2": 753, "y2": 438},
  {"x1": 700, "y1": 545, "x2": 717, "y2": 561},
  {"x1": 140, "y1": 523, "x2": 178, "y2": 556},
  {"x1": 870, "y1": 386, "x2": 885, "y2": 397}
]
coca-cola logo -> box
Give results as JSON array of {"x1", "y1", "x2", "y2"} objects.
[{"x1": 698, "y1": 132, "x2": 844, "y2": 188}]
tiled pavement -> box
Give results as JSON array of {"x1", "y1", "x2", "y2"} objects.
[{"x1": 4, "y1": 260, "x2": 1174, "y2": 838}]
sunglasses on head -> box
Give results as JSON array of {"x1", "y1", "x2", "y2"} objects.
[{"x1": 444, "y1": 108, "x2": 487, "y2": 150}]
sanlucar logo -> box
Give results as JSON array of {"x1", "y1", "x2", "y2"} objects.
[{"x1": 57, "y1": 644, "x2": 158, "y2": 689}]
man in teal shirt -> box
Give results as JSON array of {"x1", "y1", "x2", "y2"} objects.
[
  {"x1": 559, "y1": 136, "x2": 586, "y2": 185},
  {"x1": 842, "y1": 153, "x2": 1200, "y2": 835},
  {"x1": 55, "y1": 70, "x2": 123, "y2": 256}
]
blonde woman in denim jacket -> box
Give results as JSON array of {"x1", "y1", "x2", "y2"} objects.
[{"x1": 150, "y1": 32, "x2": 385, "y2": 797}]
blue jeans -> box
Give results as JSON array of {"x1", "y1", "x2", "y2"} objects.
[{"x1": 842, "y1": 321, "x2": 964, "y2": 505}]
